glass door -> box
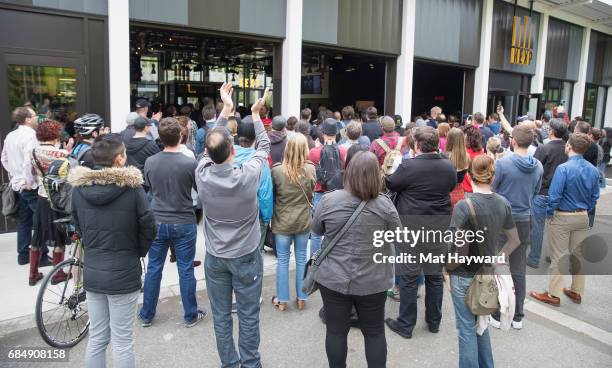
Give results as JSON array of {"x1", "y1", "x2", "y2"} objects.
[
  {"x1": 3, "y1": 53, "x2": 85, "y2": 124},
  {"x1": 488, "y1": 90, "x2": 515, "y2": 122}
]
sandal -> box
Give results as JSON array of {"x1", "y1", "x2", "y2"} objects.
[
  {"x1": 296, "y1": 299, "x2": 305, "y2": 310},
  {"x1": 271, "y1": 296, "x2": 287, "y2": 311}
]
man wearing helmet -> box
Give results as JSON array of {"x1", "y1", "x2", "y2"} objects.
[{"x1": 71, "y1": 113, "x2": 107, "y2": 169}]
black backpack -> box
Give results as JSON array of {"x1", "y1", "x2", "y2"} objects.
[
  {"x1": 32, "y1": 150, "x2": 75, "y2": 215},
  {"x1": 316, "y1": 144, "x2": 343, "y2": 191}
]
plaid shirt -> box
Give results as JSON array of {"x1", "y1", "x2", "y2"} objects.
[{"x1": 370, "y1": 132, "x2": 401, "y2": 166}]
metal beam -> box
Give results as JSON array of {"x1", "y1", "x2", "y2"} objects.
[{"x1": 547, "y1": 0, "x2": 593, "y2": 10}]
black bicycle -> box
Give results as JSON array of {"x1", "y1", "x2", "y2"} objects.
[{"x1": 35, "y1": 218, "x2": 88, "y2": 348}]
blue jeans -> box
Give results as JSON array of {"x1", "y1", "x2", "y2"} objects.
[
  {"x1": 450, "y1": 274, "x2": 494, "y2": 368},
  {"x1": 529, "y1": 194, "x2": 548, "y2": 268},
  {"x1": 274, "y1": 232, "x2": 309, "y2": 302},
  {"x1": 310, "y1": 192, "x2": 324, "y2": 256},
  {"x1": 139, "y1": 223, "x2": 198, "y2": 324},
  {"x1": 17, "y1": 190, "x2": 43, "y2": 262},
  {"x1": 598, "y1": 162, "x2": 607, "y2": 188},
  {"x1": 205, "y1": 249, "x2": 263, "y2": 368}
]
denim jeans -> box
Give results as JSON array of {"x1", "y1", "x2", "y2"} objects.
[
  {"x1": 205, "y1": 249, "x2": 263, "y2": 368},
  {"x1": 494, "y1": 219, "x2": 530, "y2": 322},
  {"x1": 310, "y1": 191, "x2": 324, "y2": 256},
  {"x1": 450, "y1": 274, "x2": 494, "y2": 368},
  {"x1": 140, "y1": 223, "x2": 198, "y2": 323},
  {"x1": 86, "y1": 290, "x2": 139, "y2": 368},
  {"x1": 529, "y1": 195, "x2": 548, "y2": 268},
  {"x1": 17, "y1": 189, "x2": 41, "y2": 262},
  {"x1": 274, "y1": 231, "x2": 309, "y2": 302},
  {"x1": 598, "y1": 162, "x2": 607, "y2": 188}
]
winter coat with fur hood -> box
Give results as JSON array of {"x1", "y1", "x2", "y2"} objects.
[{"x1": 69, "y1": 165, "x2": 157, "y2": 295}]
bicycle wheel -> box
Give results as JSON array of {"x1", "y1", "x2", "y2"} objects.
[{"x1": 35, "y1": 258, "x2": 89, "y2": 348}]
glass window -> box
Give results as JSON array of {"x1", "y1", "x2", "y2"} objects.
[
  {"x1": 7, "y1": 64, "x2": 77, "y2": 117},
  {"x1": 584, "y1": 84, "x2": 607, "y2": 128},
  {"x1": 541, "y1": 78, "x2": 572, "y2": 115}
]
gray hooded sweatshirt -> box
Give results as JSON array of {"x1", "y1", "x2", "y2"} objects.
[
  {"x1": 493, "y1": 152, "x2": 543, "y2": 221},
  {"x1": 195, "y1": 116, "x2": 270, "y2": 258}
]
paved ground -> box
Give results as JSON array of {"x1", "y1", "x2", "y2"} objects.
[
  {"x1": 0, "y1": 191, "x2": 611, "y2": 367},
  {"x1": 1, "y1": 271, "x2": 612, "y2": 368}
]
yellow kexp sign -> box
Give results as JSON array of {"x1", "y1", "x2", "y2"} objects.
[{"x1": 510, "y1": 15, "x2": 533, "y2": 66}]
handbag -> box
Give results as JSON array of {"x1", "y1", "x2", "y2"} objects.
[
  {"x1": 461, "y1": 197, "x2": 499, "y2": 315},
  {"x1": 1, "y1": 183, "x2": 18, "y2": 217},
  {"x1": 302, "y1": 200, "x2": 368, "y2": 295}
]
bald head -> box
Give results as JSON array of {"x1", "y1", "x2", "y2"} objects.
[{"x1": 205, "y1": 126, "x2": 234, "y2": 164}]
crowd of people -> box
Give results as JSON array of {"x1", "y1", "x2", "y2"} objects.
[{"x1": 1, "y1": 83, "x2": 609, "y2": 367}]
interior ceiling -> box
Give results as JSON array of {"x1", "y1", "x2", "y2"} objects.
[
  {"x1": 534, "y1": 0, "x2": 612, "y2": 28},
  {"x1": 130, "y1": 27, "x2": 274, "y2": 70}
]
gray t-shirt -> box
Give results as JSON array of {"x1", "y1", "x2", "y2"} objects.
[
  {"x1": 144, "y1": 152, "x2": 197, "y2": 224},
  {"x1": 450, "y1": 192, "x2": 515, "y2": 275}
]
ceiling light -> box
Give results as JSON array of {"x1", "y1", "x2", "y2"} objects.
[{"x1": 334, "y1": 54, "x2": 343, "y2": 60}]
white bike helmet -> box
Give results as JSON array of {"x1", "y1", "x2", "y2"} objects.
[{"x1": 74, "y1": 113, "x2": 105, "y2": 136}]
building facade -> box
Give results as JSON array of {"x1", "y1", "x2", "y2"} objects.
[{"x1": 1, "y1": 0, "x2": 612, "y2": 230}]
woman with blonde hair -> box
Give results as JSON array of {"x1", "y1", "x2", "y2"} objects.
[
  {"x1": 271, "y1": 133, "x2": 316, "y2": 311},
  {"x1": 448, "y1": 154, "x2": 519, "y2": 368},
  {"x1": 486, "y1": 136, "x2": 505, "y2": 161},
  {"x1": 438, "y1": 122, "x2": 450, "y2": 152},
  {"x1": 446, "y1": 128, "x2": 471, "y2": 207}
]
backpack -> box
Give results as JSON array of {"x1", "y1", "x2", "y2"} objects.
[
  {"x1": 376, "y1": 138, "x2": 402, "y2": 176},
  {"x1": 316, "y1": 144, "x2": 343, "y2": 191},
  {"x1": 70, "y1": 143, "x2": 91, "y2": 165},
  {"x1": 32, "y1": 150, "x2": 74, "y2": 215}
]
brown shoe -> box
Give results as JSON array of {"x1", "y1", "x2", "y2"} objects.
[
  {"x1": 271, "y1": 296, "x2": 287, "y2": 311},
  {"x1": 563, "y1": 288, "x2": 582, "y2": 304},
  {"x1": 529, "y1": 291, "x2": 560, "y2": 306},
  {"x1": 193, "y1": 260, "x2": 202, "y2": 267},
  {"x1": 296, "y1": 299, "x2": 305, "y2": 310}
]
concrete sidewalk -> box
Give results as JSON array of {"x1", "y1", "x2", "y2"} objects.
[
  {"x1": 1, "y1": 190, "x2": 611, "y2": 366},
  {"x1": 1, "y1": 271, "x2": 611, "y2": 368}
]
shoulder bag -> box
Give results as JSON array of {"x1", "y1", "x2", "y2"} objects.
[
  {"x1": 302, "y1": 200, "x2": 368, "y2": 295},
  {"x1": 463, "y1": 197, "x2": 500, "y2": 315}
]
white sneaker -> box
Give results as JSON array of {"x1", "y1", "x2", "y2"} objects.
[
  {"x1": 488, "y1": 315, "x2": 501, "y2": 329},
  {"x1": 511, "y1": 320, "x2": 523, "y2": 330}
]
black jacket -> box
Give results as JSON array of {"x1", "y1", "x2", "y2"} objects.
[
  {"x1": 534, "y1": 140, "x2": 567, "y2": 195},
  {"x1": 386, "y1": 153, "x2": 457, "y2": 216},
  {"x1": 268, "y1": 130, "x2": 288, "y2": 166},
  {"x1": 69, "y1": 166, "x2": 157, "y2": 295},
  {"x1": 126, "y1": 137, "x2": 160, "y2": 174},
  {"x1": 363, "y1": 120, "x2": 383, "y2": 143}
]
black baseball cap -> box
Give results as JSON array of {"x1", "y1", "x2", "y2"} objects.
[
  {"x1": 133, "y1": 116, "x2": 151, "y2": 130},
  {"x1": 135, "y1": 99, "x2": 150, "y2": 109}
]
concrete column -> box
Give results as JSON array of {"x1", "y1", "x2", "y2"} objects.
[
  {"x1": 394, "y1": 0, "x2": 416, "y2": 120},
  {"x1": 605, "y1": 87, "x2": 612, "y2": 128},
  {"x1": 280, "y1": 0, "x2": 303, "y2": 117},
  {"x1": 529, "y1": 13, "x2": 549, "y2": 115},
  {"x1": 473, "y1": 0, "x2": 494, "y2": 114},
  {"x1": 571, "y1": 27, "x2": 591, "y2": 118},
  {"x1": 107, "y1": 0, "x2": 131, "y2": 132},
  {"x1": 531, "y1": 13, "x2": 549, "y2": 94}
]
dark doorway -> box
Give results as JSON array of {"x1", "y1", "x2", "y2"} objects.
[
  {"x1": 301, "y1": 48, "x2": 388, "y2": 116},
  {"x1": 412, "y1": 61, "x2": 464, "y2": 120}
]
